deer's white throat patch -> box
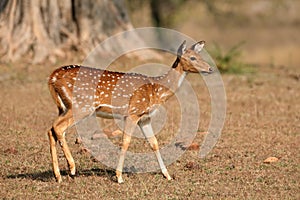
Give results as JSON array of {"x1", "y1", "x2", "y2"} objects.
[{"x1": 177, "y1": 72, "x2": 187, "y2": 88}]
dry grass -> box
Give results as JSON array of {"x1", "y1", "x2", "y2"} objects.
[
  {"x1": 0, "y1": 56, "x2": 299, "y2": 199},
  {"x1": 1, "y1": 1, "x2": 299, "y2": 198}
]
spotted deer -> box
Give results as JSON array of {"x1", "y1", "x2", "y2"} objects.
[{"x1": 47, "y1": 40, "x2": 213, "y2": 183}]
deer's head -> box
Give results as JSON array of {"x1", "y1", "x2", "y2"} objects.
[{"x1": 176, "y1": 40, "x2": 213, "y2": 74}]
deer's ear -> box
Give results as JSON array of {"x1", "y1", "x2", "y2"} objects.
[
  {"x1": 177, "y1": 40, "x2": 187, "y2": 57},
  {"x1": 192, "y1": 41, "x2": 205, "y2": 54}
]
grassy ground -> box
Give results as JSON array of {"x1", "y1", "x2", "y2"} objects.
[
  {"x1": 0, "y1": 55, "x2": 299, "y2": 199},
  {"x1": 1, "y1": 1, "x2": 299, "y2": 199}
]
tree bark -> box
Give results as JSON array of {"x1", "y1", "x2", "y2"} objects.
[{"x1": 0, "y1": 0, "x2": 142, "y2": 63}]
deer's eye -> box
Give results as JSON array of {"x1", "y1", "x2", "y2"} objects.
[{"x1": 190, "y1": 56, "x2": 196, "y2": 61}]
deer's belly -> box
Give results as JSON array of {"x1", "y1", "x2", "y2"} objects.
[
  {"x1": 95, "y1": 110, "x2": 125, "y2": 120},
  {"x1": 95, "y1": 104, "x2": 127, "y2": 120}
]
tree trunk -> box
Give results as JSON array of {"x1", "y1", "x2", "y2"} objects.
[{"x1": 0, "y1": 0, "x2": 143, "y2": 63}]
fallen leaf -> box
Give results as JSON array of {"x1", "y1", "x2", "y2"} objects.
[
  {"x1": 79, "y1": 147, "x2": 91, "y2": 154},
  {"x1": 103, "y1": 129, "x2": 122, "y2": 138},
  {"x1": 111, "y1": 129, "x2": 123, "y2": 137},
  {"x1": 187, "y1": 143, "x2": 200, "y2": 151},
  {"x1": 264, "y1": 157, "x2": 279, "y2": 163},
  {"x1": 197, "y1": 131, "x2": 208, "y2": 135},
  {"x1": 75, "y1": 137, "x2": 82, "y2": 144},
  {"x1": 175, "y1": 142, "x2": 199, "y2": 151},
  {"x1": 4, "y1": 147, "x2": 18, "y2": 154},
  {"x1": 103, "y1": 128, "x2": 111, "y2": 135},
  {"x1": 184, "y1": 161, "x2": 199, "y2": 170},
  {"x1": 92, "y1": 133, "x2": 105, "y2": 140}
]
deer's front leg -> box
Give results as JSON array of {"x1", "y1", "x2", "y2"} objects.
[
  {"x1": 139, "y1": 119, "x2": 172, "y2": 181},
  {"x1": 116, "y1": 116, "x2": 138, "y2": 183}
]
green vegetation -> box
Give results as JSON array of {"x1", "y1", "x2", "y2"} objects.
[{"x1": 208, "y1": 41, "x2": 255, "y2": 74}]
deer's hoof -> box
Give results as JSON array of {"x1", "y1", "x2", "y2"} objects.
[
  {"x1": 117, "y1": 176, "x2": 124, "y2": 184},
  {"x1": 56, "y1": 176, "x2": 62, "y2": 183}
]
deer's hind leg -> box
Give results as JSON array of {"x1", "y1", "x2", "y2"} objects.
[
  {"x1": 48, "y1": 127, "x2": 61, "y2": 182},
  {"x1": 48, "y1": 110, "x2": 75, "y2": 182}
]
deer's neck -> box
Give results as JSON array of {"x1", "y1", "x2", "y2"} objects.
[
  {"x1": 151, "y1": 58, "x2": 187, "y2": 102},
  {"x1": 166, "y1": 57, "x2": 186, "y2": 88}
]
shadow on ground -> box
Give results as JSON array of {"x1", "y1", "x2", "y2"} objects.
[{"x1": 6, "y1": 168, "x2": 116, "y2": 182}]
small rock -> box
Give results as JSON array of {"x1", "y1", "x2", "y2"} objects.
[{"x1": 263, "y1": 157, "x2": 279, "y2": 163}]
